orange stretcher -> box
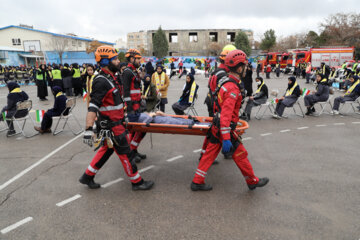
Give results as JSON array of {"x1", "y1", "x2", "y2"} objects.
[{"x1": 126, "y1": 114, "x2": 249, "y2": 136}]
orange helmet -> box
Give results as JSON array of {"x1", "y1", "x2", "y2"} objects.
[
  {"x1": 95, "y1": 46, "x2": 118, "y2": 63},
  {"x1": 219, "y1": 49, "x2": 231, "y2": 61},
  {"x1": 125, "y1": 48, "x2": 141, "y2": 58}
]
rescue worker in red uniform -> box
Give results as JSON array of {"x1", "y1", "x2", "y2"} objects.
[
  {"x1": 122, "y1": 49, "x2": 151, "y2": 163},
  {"x1": 191, "y1": 50, "x2": 269, "y2": 191},
  {"x1": 202, "y1": 46, "x2": 235, "y2": 162},
  {"x1": 79, "y1": 46, "x2": 154, "y2": 191}
]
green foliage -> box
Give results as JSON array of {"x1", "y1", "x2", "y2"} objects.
[
  {"x1": 234, "y1": 31, "x2": 251, "y2": 56},
  {"x1": 118, "y1": 52, "x2": 125, "y2": 62},
  {"x1": 260, "y1": 29, "x2": 276, "y2": 51},
  {"x1": 153, "y1": 26, "x2": 169, "y2": 58}
]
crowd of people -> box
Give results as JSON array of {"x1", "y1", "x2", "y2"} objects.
[{"x1": 2, "y1": 44, "x2": 360, "y2": 193}]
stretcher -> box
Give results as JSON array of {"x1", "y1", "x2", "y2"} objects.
[{"x1": 126, "y1": 114, "x2": 249, "y2": 136}]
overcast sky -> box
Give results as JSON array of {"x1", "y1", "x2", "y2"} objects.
[{"x1": 1, "y1": 0, "x2": 359, "y2": 43}]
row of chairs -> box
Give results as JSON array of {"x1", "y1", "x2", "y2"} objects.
[
  {"x1": 253, "y1": 95, "x2": 360, "y2": 120},
  {"x1": 0, "y1": 98, "x2": 83, "y2": 138}
]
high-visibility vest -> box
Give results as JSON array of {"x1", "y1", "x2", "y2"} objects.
[
  {"x1": 73, "y1": 68, "x2": 81, "y2": 78},
  {"x1": 52, "y1": 69, "x2": 62, "y2": 80},
  {"x1": 36, "y1": 70, "x2": 44, "y2": 80}
]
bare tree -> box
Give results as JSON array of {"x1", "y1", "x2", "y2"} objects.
[
  {"x1": 207, "y1": 42, "x2": 222, "y2": 56},
  {"x1": 48, "y1": 36, "x2": 69, "y2": 64},
  {"x1": 86, "y1": 40, "x2": 102, "y2": 54}
]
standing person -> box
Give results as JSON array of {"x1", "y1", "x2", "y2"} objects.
[
  {"x1": 172, "y1": 74, "x2": 198, "y2": 115},
  {"x1": 71, "y1": 63, "x2": 82, "y2": 97},
  {"x1": 331, "y1": 75, "x2": 360, "y2": 115},
  {"x1": 319, "y1": 62, "x2": 330, "y2": 79},
  {"x1": 145, "y1": 61, "x2": 155, "y2": 76},
  {"x1": 265, "y1": 64, "x2": 271, "y2": 79},
  {"x1": 51, "y1": 65, "x2": 63, "y2": 89},
  {"x1": 304, "y1": 74, "x2": 329, "y2": 115},
  {"x1": 85, "y1": 64, "x2": 96, "y2": 108},
  {"x1": 275, "y1": 61, "x2": 280, "y2": 77},
  {"x1": 80, "y1": 46, "x2": 154, "y2": 190},
  {"x1": 305, "y1": 62, "x2": 312, "y2": 84},
  {"x1": 243, "y1": 62, "x2": 253, "y2": 97},
  {"x1": 34, "y1": 86, "x2": 67, "y2": 134},
  {"x1": 141, "y1": 74, "x2": 158, "y2": 112},
  {"x1": 178, "y1": 60, "x2": 183, "y2": 75},
  {"x1": 273, "y1": 76, "x2": 301, "y2": 119},
  {"x1": 61, "y1": 63, "x2": 73, "y2": 96},
  {"x1": 242, "y1": 77, "x2": 268, "y2": 121},
  {"x1": 0, "y1": 82, "x2": 29, "y2": 136},
  {"x1": 151, "y1": 65, "x2": 170, "y2": 112},
  {"x1": 256, "y1": 62, "x2": 261, "y2": 78},
  {"x1": 36, "y1": 64, "x2": 49, "y2": 101},
  {"x1": 123, "y1": 48, "x2": 153, "y2": 163},
  {"x1": 190, "y1": 50, "x2": 269, "y2": 191},
  {"x1": 169, "y1": 61, "x2": 176, "y2": 79},
  {"x1": 46, "y1": 65, "x2": 53, "y2": 91}
]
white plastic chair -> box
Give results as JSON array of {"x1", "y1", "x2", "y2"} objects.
[{"x1": 52, "y1": 98, "x2": 83, "y2": 135}]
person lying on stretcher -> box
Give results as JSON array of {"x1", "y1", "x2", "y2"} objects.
[{"x1": 129, "y1": 110, "x2": 210, "y2": 126}]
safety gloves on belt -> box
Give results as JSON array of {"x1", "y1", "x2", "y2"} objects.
[
  {"x1": 222, "y1": 140, "x2": 233, "y2": 154},
  {"x1": 83, "y1": 127, "x2": 94, "y2": 147}
]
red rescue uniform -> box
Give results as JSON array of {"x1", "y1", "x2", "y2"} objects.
[{"x1": 193, "y1": 74, "x2": 259, "y2": 185}]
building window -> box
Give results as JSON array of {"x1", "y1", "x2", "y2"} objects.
[
  {"x1": 12, "y1": 38, "x2": 21, "y2": 45},
  {"x1": 169, "y1": 33, "x2": 178, "y2": 43},
  {"x1": 78, "y1": 41, "x2": 82, "y2": 47},
  {"x1": 209, "y1": 32, "x2": 218, "y2": 42},
  {"x1": 189, "y1": 32, "x2": 198, "y2": 42},
  {"x1": 227, "y1": 32, "x2": 236, "y2": 42},
  {"x1": 72, "y1": 40, "x2": 76, "y2": 46}
]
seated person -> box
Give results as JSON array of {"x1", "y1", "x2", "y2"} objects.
[
  {"x1": 328, "y1": 67, "x2": 337, "y2": 86},
  {"x1": 172, "y1": 74, "x2": 199, "y2": 115},
  {"x1": 331, "y1": 75, "x2": 360, "y2": 115},
  {"x1": 242, "y1": 77, "x2": 268, "y2": 121},
  {"x1": 1, "y1": 82, "x2": 29, "y2": 136},
  {"x1": 273, "y1": 76, "x2": 301, "y2": 119},
  {"x1": 304, "y1": 74, "x2": 329, "y2": 115},
  {"x1": 34, "y1": 86, "x2": 68, "y2": 133},
  {"x1": 141, "y1": 74, "x2": 159, "y2": 112}
]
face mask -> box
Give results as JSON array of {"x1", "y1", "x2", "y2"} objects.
[{"x1": 256, "y1": 81, "x2": 261, "y2": 86}]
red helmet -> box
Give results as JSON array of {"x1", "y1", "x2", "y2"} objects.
[{"x1": 225, "y1": 50, "x2": 247, "y2": 68}]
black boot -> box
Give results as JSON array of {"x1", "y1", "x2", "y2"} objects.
[
  {"x1": 134, "y1": 149, "x2": 146, "y2": 159},
  {"x1": 248, "y1": 177, "x2": 269, "y2": 190},
  {"x1": 79, "y1": 173, "x2": 101, "y2": 189},
  {"x1": 190, "y1": 182, "x2": 213, "y2": 191},
  {"x1": 6, "y1": 129, "x2": 16, "y2": 137},
  {"x1": 132, "y1": 180, "x2": 154, "y2": 191},
  {"x1": 311, "y1": 106, "x2": 316, "y2": 112},
  {"x1": 305, "y1": 107, "x2": 312, "y2": 115},
  {"x1": 130, "y1": 150, "x2": 143, "y2": 163}
]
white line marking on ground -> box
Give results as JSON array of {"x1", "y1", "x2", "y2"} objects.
[
  {"x1": 316, "y1": 124, "x2": 327, "y2": 127},
  {"x1": 0, "y1": 134, "x2": 83, "y2": 191},
  {"x1": 1, "y1": 217, "x2": 33, "y2": 234},
  {"x1": 297, "y1": 127, "x2": 309, "y2": 130},
  {"x1": 102, "y1": 178, "x2": 124, "y2": 188},
  {"x1": 56, "y1": 194, "x2": 81, "y2": 207},
  {"x1": 193, "y1": 149, "x2": 202, "y2": 153},
  {"x1": 280, "y1": 129, "x2": 291, "y2": 133},
  {"x1": 334, "y1": 123, "x2": 345, "y2": 125},
  {"x1": 138, "y1": 165, "x2": 155, "y2": 173},
  {"x1": 352, "y1": 122, "x2": 360, "y2": 124},
  {"x1": 166, "y1": 155, "x2": 184, "y2": 162},
  {"x1": 260, "y1": 133, "x2": 272, "y2": 137},
  {"x1": 242, "y1": 137, "x2": 253, "y2": 141}
]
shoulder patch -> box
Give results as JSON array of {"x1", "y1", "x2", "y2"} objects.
[{"x1": 230, "y1": 92, "x2": 237, "y2": 99}]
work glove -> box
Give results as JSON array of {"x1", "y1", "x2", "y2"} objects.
[
  {"x1": 83, "y1": 127, "x2": 94, "y2": 147},
  {"x1": 222, "y1": 140, "x2": 233, "y2": 154}
]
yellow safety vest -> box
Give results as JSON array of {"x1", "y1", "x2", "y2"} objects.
[
  {"x1": 329, "y1": 71, "x2": 336, "y2": 79},
  {"x1": 142, "y1": 84, "x2": 151, "y2": 97},
  {"x1": 52, "y1": 69, "x2": 62, "y2": 80},
  {"x1": 36, "y1": 70, "x2": 44, "y2": 80},
  {"x1": 56, "y1": 91, "x2": 63, "y2": 98},
  {"x1": 73, "y1": 68, "x2": 81, "y2": 78},
  {"x1": 285, "y1": 82, "x2": 298, "y2": 96},
  {"x1": 154, "y1": 72, "x2": 166, "y2": 91},
  {"x1": 345, "y1": 80, "x2": 360, "y2": 96},
  {"x1": 255, "y1": 81, "x2": 265, "y2": 94},
  {"x1": 188, "y1": 81, "x2": 197, "y2": 104}
]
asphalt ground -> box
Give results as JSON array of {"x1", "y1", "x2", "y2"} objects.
[{"x1": 0, "y1": 72, "x2": 359, "y2": 240}]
